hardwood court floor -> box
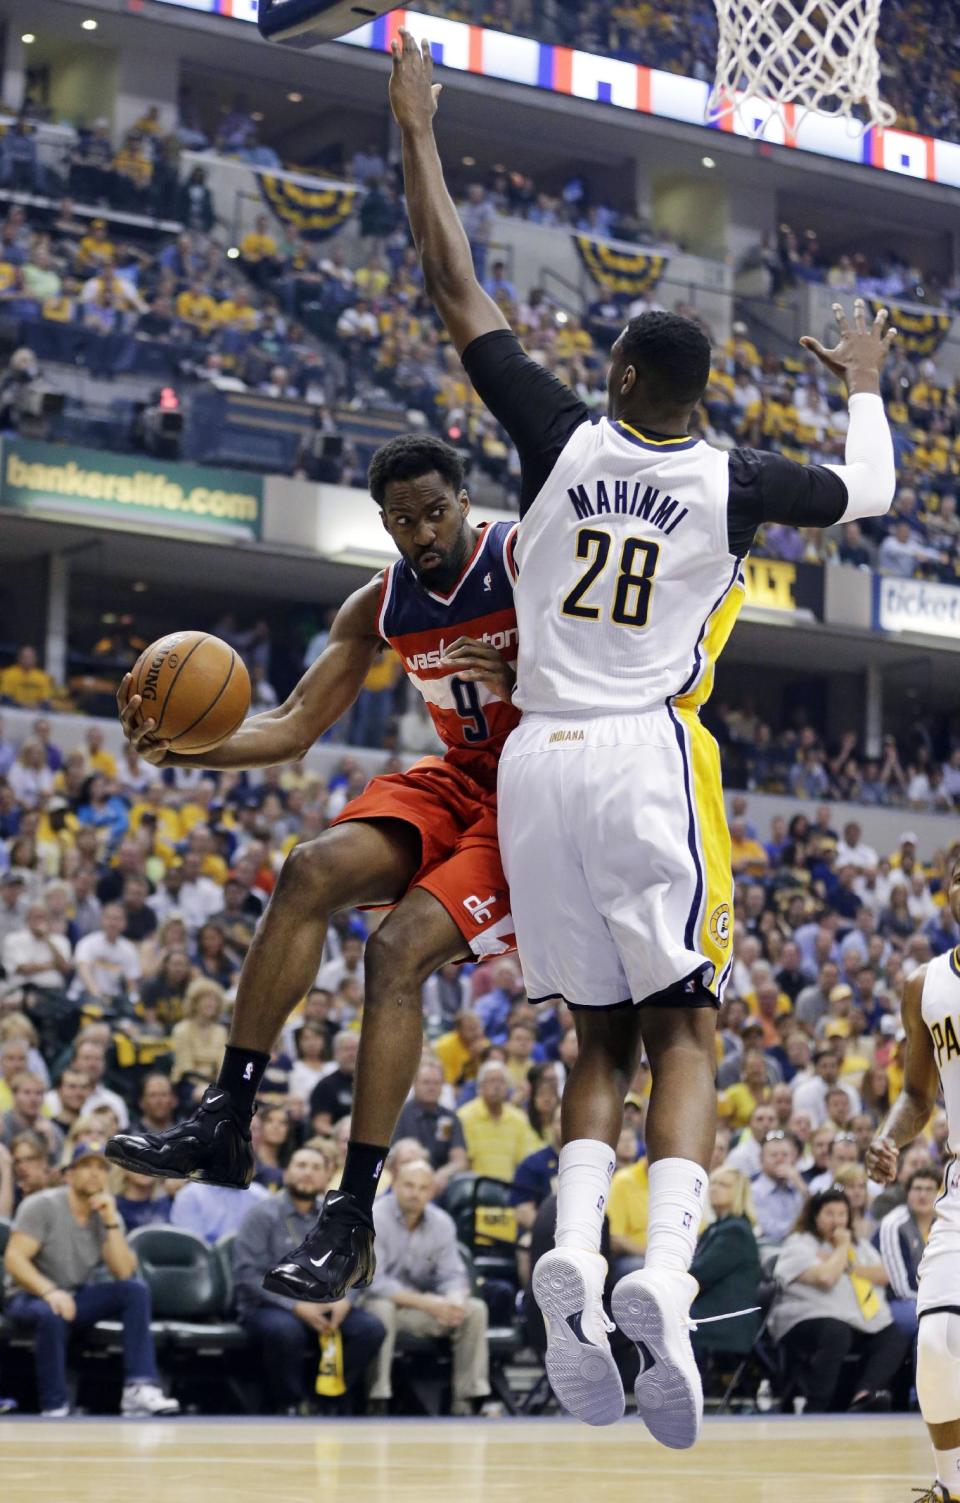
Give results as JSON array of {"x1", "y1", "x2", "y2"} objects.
[{"x1": 0, "y1": 1414, "x2": 933, "y2": 1503}]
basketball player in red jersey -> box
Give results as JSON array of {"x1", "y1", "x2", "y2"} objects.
[{"x1": 106, "y1": 433, "x2": 520, "y2": 1302}]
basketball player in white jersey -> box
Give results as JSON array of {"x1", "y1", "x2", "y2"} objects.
[
  {"x1": 390, "y1": 31, "x2": 897, "y2": 1444},
  {"x1": 867, "y1": 855, "x2": 960, "y2": 1503}
]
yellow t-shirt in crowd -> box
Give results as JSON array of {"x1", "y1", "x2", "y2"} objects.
[
  {"x1": 241, "y1": 232, "x2": 278, "y2": 262},
  {"x1": 434, "y1": 1029, "x2": 483, "y2": 1086},
  {"x1": 87, "y1": 748, "x2": 118, "y2": 779},
  {"x1": 78, "y1": 234, "x2": 115, "y2": 267},
  {"x1": 42, "y1": 295, "x2": 74, "y2": 323},
  {"x1": 718, "y1": 1081, "x2": 771, "y2": 1130},
  {"x1": 217, "y1": 300, "x2": 259, "y2": 331},
  {"x1": 176, "y1": 290, "x2": 218, "y2": 328},
  {"x1": 456, "y1": 1097, "x2": 541, "y2": 1181},
  {"x1": 606, "y1": 1157, "x2": 650, "y2": 1248},
  {"x1": 0, "y1": 664, "x2": 54, "y2": 706}
]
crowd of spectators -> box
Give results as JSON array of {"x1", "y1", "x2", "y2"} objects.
[
  {"x1": 2, "y1": 112, "x2": 959, "y2": 537},
  {"x1": 0, "y1": 695, "x2": 957, "y2": 1413},
  {"x1": 415, "y1": 0, "x2": 960, "y2": 145}
]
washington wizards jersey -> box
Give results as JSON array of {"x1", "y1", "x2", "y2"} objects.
[{"x1": 377, "y1": 520, "x2": 520, "y2": 788}]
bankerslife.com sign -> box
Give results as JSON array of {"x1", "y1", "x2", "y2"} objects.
[{"x1": 875, "y1": 575, "x2": 960, "y2": 640}]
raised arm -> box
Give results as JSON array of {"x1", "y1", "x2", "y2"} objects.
[
  {"x1": 727, "y1": 300, "x2": 897, "y2": 555},
  {"x1": 802, "y1": 299, "x2": 897, "y2": 520},
  {"x1": 120, "y1": 578, "x2": 385, "y2": 770},
  {"x1": 389, "y1": 29, "x2": 507, "y2": 356},
  {"x1": 866, "y1": 966, "x2": 939, "y2": 1184}
]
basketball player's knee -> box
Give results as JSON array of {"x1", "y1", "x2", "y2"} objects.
[
  {"x1": 364, "y1": 919, "x2": 433, "y2": 994},
  {"x1": 917, "y1": 1313, "x2": 960, "y2": 1424},
  {"x1": 279, "y1": 836, "x2": 341, "y2": 909}
]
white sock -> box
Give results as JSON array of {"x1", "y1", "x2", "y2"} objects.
[
  {"x1": 555, "y1": 1138, "x2": 616, "y2": 1255},
  {"x1": 644, "y1": 1157, "x2": 707, "y2": 1273},
  {"x1": 935, "y1": 1446, "x2": 960, "y2": 1499}
]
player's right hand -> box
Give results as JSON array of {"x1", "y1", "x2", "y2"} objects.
[
  {"x1": 389, "y1": 28, "x2": 442, "y2": 132},
  {"x1": 865, "y1": 1134, "x2": 899, "y2": 1184},
  {"x1": 799, "y1": 299, "x2": 897, "y2": 385},
  {"x1": 116, "y1": 672, "x2": 172, "y2": 767}
]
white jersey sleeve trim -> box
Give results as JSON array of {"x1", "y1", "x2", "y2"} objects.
[
  {"x1": 824, "y1": 392, "x2": 896, "y2": 522},
  {"x1": 376, "y1": 563, "x2": 398, "y2": 639},
  {"x1": 503, "y1": 523, "x2": 520, "y2": 585}
]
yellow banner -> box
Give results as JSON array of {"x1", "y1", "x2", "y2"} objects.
[
  {"x1": 573, "y1": 235, "x2": 668, "y2": 296},
  {"x1": 258, "y1": 176, "x2": 357, "y2": 241},
  {"x1": 868, "y1": 298, "x2": 952, "y2": 357}
]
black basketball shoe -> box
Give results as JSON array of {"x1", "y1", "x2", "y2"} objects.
[
  {"x1": 262, "y1": 1190, "x2": 376, "y2": 1303},
  {"x1": 105, "y1": 1086, "x2": 255, "y2": 1188}
]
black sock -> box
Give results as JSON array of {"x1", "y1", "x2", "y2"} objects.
[
  {"x1": 339, "y1": 1140, "x2": 388, "y2": 1215},
  {"x1": 216, "y1": 1045, "x2": 271, "y2": 1118}
]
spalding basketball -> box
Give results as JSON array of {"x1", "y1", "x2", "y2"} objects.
[{"x1": 131, "y1": 632, "x2": 250, "y2": 754}]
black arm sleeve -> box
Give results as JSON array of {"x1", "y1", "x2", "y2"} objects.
[
  {"x1": 727, "y1": 448, "x2": 849, "y2": 557},
  {"x1": 461, "y1": 329, "x2": 591, "y2": 516}
]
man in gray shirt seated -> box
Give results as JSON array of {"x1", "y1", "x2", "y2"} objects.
[
  {"x1": 359, "y1": 1157, "x2": 490, "y2": 1416},
  {"x1": 232, "y1": 1143, "x2": 386, "y2": 1414},
  {"x1": 2, "y1": 1136, "x2": 178, "y2": 1417}
]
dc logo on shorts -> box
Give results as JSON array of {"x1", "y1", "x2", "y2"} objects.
[
  {"x1": 709, "y1": 903, "x2": 732, "y2": 947},
  {"x1": 464, "y1": 893, "x2": 497, "y2": 925}
]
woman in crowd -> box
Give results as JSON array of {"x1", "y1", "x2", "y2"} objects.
[
  {"x1": 878, "y1": 885, "x2": 916, "y2": 948},
  {"x1": 690, "y1": 1167, "x2": 762, "y2": 1371},
  {"x1": 194, "y1": 921, "x2": 238, "y2": 991},
  {"x1": 771, "y1": 1187, "x2": 911, "y2": 1411},
  {"x1": 8, "y1": 741, "x2": 55, "y2": 810},
  {"x1": 525, "y1": 1064, "x2": 560, "y2": 1144},
  {"x1": 834, "y1": 1161, "x2": 877, "y2": 1242},
  {"x1": 170, "y1": 978, "x2": 228, "y2": 1108},
  {"x1": 140, "y1": 914, "x2": 191, "y2": 980},
  {"x1": 253, "y1": 1103, "x2": 296, "y2": 1192},
  {"x1": 860, "y1": 1060, "x2": 893, "y2": 1118},
  {"x1": 139, "y1": 947, "x2": 194, "y2": 1030},
  {"x1": 287, "y1": 1021, "x2": 332, "y2": 1108}
]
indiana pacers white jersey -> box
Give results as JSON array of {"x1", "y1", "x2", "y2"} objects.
[
  {"x1": 498, "y1": 417, "x2": 743, "y2": 1011},
  {"x1": 511, "y1": 418, "x2": 744, "y2": 717},
  {"x1": 916, "y1": 950, "x2": 960, "y2": 1317},
  {"x1": 460, "y1": 326, "x2": 852, "y2": 1012}
]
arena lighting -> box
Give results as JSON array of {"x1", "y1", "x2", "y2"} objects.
[
  {"x1": 287, "y1": 91, "x2": 303, "y2": 102},
  {"x1": 81, "y1": 17, "x2": 98, "y2": 29},
  {"x1": 702, "y1": 155, "x2": 716, "y2": 168},
  {"x1": 226, "y1": 246, "x2": 240, "y2": 259},
  {"x1": 21, "y1": 32, "x2": 36, "y2": 43},
  {"x1": 462, "y1": 155, "x2": 475, "y2": 166}
]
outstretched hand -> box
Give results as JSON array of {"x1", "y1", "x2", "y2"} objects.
[
  {"x1": 799, "y1": 298, "x2": 897, "y2": 392},
  {"x1": 389, "y1": 27, "x2": 442, "y2": 132}
]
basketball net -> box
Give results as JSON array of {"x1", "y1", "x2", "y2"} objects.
[{"x1": 708, "y1": 0, "x2": 897, "y2": 135}]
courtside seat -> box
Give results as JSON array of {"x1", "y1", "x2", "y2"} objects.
[{"x1": 127, "y1": 1226, "x2": 248, "y2": 1353}]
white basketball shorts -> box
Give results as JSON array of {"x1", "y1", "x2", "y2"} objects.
[
  {"x1": 496, "y1": 706, "x2": 734, "y2": 1010},
  {"x1": 919, "y1": 1161, "x2": 960, "y2": 1318}
]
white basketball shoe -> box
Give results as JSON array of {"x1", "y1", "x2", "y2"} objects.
[
  {"x1": 611, "y1": 1267, "x2": 702, "y2": 1449},
  {"x1": 532, "y1": 1247, "x2": 625, "y2": 1427}
]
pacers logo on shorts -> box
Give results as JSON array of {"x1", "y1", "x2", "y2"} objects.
[{"x1": 709, "y1": 903, "x2": 732, "y2": 948}]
